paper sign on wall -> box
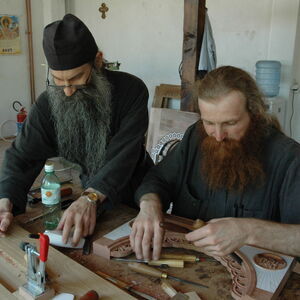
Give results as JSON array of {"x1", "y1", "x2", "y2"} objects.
[{"x1": 0, "y1": 15, "x2": 21, "y2": 55}]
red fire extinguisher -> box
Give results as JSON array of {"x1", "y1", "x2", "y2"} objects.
[{"x1": 12, "y1": 100, "x2": 27, "y2": 134}]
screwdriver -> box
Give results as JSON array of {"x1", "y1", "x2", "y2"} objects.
[{"x1": 128, "y1": 262, "x2": 208, "y2": 289}]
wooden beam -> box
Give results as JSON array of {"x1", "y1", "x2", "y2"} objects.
[{"x1": 181, "y1": 0, "x2": 206, "y2": 112}]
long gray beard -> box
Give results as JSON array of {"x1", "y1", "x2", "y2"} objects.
[{"x1": 48, "y1": 69, "x2": 112, "y2": 177}]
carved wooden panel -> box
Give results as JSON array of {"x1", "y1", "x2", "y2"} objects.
[
  {"x1": 146, "y1": 108, "x2": 200, "y2": 163},
  {"x1": 93, "y1": 214, "x2": 296, "y2": 299}
]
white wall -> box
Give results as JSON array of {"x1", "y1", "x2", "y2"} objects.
[
  {"x1": 1, "y1": 0, "x2": 300, "y2": 141},
  {"x1": 0, "y1": 0, "x2": 31, "y2": 137},
  {"x1": 66, "y1": 0, "x2": 300, "y2": 138},
  {"x1": 291, "y1": 6, "x2": 300, "y2": 141},
  {"x1": 31, "y1": 0, "x2": 66, "y2": 98},
  {"x1": 208, "y1": 0, "x2": 300, "y2": 139},
  {"x1": 66, "y1": 0, "x2": 184, "y2": 109},
  {"x1": 31, "y1": 0, "x2": 46, "y2": 98}
]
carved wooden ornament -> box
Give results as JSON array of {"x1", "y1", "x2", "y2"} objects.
[{"x1": 93, "y1": 214, "x2": 296, "y2": 299}]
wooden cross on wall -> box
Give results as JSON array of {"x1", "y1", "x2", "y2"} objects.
[
  {"x1": 99, "y1": 3, "x2": 109, "y2": 19},
  {"x1": 181, "y1": 0, "x2": 206, "y2": 112}
]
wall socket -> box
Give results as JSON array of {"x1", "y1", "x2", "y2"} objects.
[{"x1": 291, "y1": 83, "x2": 299, "y2": 92}]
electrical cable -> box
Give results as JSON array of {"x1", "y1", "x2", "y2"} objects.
[
  {"x1": 289, "y1": 91, "x2": 295, "y2": 137},
  {"x1": 289, "y1": 85, "x2": 299, "y2": 137}
]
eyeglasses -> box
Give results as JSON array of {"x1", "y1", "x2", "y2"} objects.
[{"x1": 46, "y1": 66, "x2": 93, "y2": 90}]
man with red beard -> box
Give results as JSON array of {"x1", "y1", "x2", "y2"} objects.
[
  {"x1": 130, "y1": 66, "x2": 300, "y2": 261},
  {"x1": 0, "y1": 14, "x2": 152, "y2": 245}
]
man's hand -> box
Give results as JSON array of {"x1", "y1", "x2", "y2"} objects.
[
  {"x1": 0, "y1": 198, "x2": 13, "y2": 237},
  {"x1": 130, "y1": 193, "x2": 164, "y2": 261},
  {"x1": 185, "y1": 217, "x2": 250, "y2": 257},
  {"x1": 57, "y1": 196, "x2": 97, "y2": 246}
]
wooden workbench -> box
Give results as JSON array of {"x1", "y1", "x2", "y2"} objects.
[
  {"x1": 0, "y1": 157, "x2": 294, "y2": 300},
  {"x1": 16, "y1": 198, "x2": 300, "y2": 300}
]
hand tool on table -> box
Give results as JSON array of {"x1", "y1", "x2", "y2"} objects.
[
  {"x1": 128, "y1": 262, "x2": 208, "y2": 289},
  {"x1": 161, "y1": 280, "x2": 189, "y2": 300},
  {"x1": 19, "y1": 233, "x2": 55, "y2": 299},
  {"x1": 79, "y1": 290, "x2": 100, "y2": 300},
  {"x1": 82, "y1": 204, "x2": 106, "y2": 255},
  {"x1": 113, "y1": 257, "x2": 184, "y2": 268},
  {"x1": 24, "y1": 198, "x2": 74, "y2": 224},
  {"x1": 160, "y1": 253, "x2": 216, "y2": 263},
  {"x1": 96, "y1": 270, "x2": 157, "y2": 300}
]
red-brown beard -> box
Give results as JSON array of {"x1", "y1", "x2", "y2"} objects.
[{"x1": 199, "y1": 120, "x2": 266, "y2": 192}]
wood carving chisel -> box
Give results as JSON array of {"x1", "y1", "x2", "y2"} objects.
[
  {"x1": 82, "y1": 206, "x2": 106, "y2": 255},
  {"x1": 112, "y1": 257, "x2": 184, "y2": 268},
  {"x1": 96, "y1": 270, "x2": 157, "y2": 300},
  {"x1": 128, "y1": 262, "x2": 208, "y2": 288},
  {"x1": 160, "y1": 253, "x2": 216, "y2": 262}
]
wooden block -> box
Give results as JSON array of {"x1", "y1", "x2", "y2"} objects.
[
  {"x1": 185, "y1": 291, "x2": 202, "y2": 299},
  {"x1": 0, "y1": 284, "x2": 18, "y2": 300},
  {"x1": 293, "y1": 261, "x2": 300, "y2": 274},
  {"x1": 18, "y1": 286, "x2": 55, "y2": 300}
]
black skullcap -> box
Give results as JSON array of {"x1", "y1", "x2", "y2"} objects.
[{"x1": 43, "y1": 14, "x2": 98, "y2": 70}]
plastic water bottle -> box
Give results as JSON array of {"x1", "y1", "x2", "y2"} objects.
[
  {"x1": 41, "y1": 163, "x2": 61, "y2": 230},
  {"x1": 255, "y1": 60, "x2": 281, "y2": 97}
]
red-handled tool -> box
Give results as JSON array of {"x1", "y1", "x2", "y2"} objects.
[
  {"x1": 37, "y1": 233, "x2": 49, "y2": 293},
  {"x1": 79, "y1": 290, "x2": 100, "y2": 300},
  {"x1": 39, "y1": 233, "x2": 49, "y2": 262}
]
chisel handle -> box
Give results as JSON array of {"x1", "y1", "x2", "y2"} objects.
[
  {"x1": 79, "y1": 290, "x2": 99, "y2": 300},
  {"x1": 129, "y1": 262, "x2": 167, "y2": 279},
  {"x1": 148, "y1": 259, "x2": 184, "y2": 268},
  {"x1": 193, "y1": 219, "x2": 206, "y2": 229},
  {"x1": 160, "y1": 253, "x2": 198, "y2": 262}
]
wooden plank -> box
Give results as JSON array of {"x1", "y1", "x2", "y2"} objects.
[
  {"x1": 181, "y1": 0, "x2": 206, "y2": 112},
  {"x1": 0, "y1": 222, "x2": 135, "y2": 299},
  {"x1": 0, "y1": 284, "x2": 18, "y2": 299}
]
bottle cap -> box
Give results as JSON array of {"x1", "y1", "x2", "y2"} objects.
[{"x1": 44, "y1": 163, "x2": 54, "y2": 172}]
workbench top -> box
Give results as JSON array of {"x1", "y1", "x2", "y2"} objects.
[
  {"x1": 15, "y1": 201, "x2": 300, "y2": 300},
  {"x1": 0, "y1": 220, "x2": 135, "y2": 299}
]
